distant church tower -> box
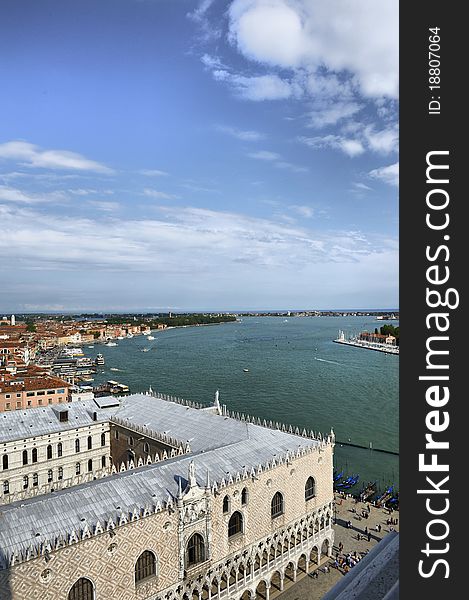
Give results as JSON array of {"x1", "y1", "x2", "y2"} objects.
[{"x1": 10, "y1": 314, "x2": 15, "y2": 326}]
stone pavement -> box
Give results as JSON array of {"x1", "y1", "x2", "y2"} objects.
[{"x1": 273, "y1": 493, "x2": 399, "y2": 600}]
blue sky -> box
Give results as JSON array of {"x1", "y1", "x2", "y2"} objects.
[{"x1": 0, "y1": 0, "x2": 398, "y2": 312}]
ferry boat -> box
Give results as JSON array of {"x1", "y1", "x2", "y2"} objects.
[{"x1": 63, "y1": 347, "x2": 84, "y2": 357}]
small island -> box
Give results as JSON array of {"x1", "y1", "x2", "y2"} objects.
[{"x1": 334, "y1": 324, "x2": 399, "y2": 355}]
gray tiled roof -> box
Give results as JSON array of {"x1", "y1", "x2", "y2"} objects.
[
  {"x1": 0, "y1": 394, "x2": 321, "y2": 564},
  {"x1": 0, "y1": 401, "x2": 115, "y2": 443}
]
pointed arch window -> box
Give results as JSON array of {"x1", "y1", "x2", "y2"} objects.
[
  {"x1": 241, "y1": 487, "x2": 248, "y2": 506},
  {"x1": 32, "y1": 448, "x2": 38, "y2": 463},
  {"x1": 228, "y1": 511, "x2": 243, "y2": 538},
  {"x1": 68, "y1": 577, "x2": 94, "y2": 600},
  {"x1": 87, "y1": 436, "x2": 92, "y2": 450},
  {"x1": 135, "y1": 550, "x2": 157, "y2": 583},
  {"x1": 271, "y1": 492, "x2": 284, "y2": 518},
  {"x1": 22, "y1": 450, "x2": 28, "y2": 465},
  {"x1": 305, "y1": 476, "x2": 316, "y2": 500},
  {"x1": 186, "y1": 533, "x2": 206, "y2": 567},
  {"x1": 75, "y1": 439, "x2": 80, "y2": 453},
  {"x1": 57, "y1": 442, "x2": 63, "y2": 457},
  {"x1": 2, "y1": 455, "x2": 8, "y2": 470},
  {"x1": 222, "y1": 495, "x2": 230, "y2": 514},
  {"x1": 101, "y1": 433, "x2": 106, "y2": 447},
  {"x1": 47, "y1": 445, "x2": 52, "y2": 460}
]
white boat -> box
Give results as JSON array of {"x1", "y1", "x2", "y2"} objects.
[
  {"x1": 141, "y1": 348, "x2": 150, "y2": 352},
  {"x1": 105, "y1": 342, "x2": 117, "y2": 347},
  {"x1": 117, "y1": 336, "x2": 124, "y2": 340},
  {"x1": 88, "y1": 345, "x2": 94, "y2": 349},
  {"x1": 127, "y1": 333, "x2": 134, "y2": 338},
  {"x1": 243, "y1": 368, "x2": 249, "y2": 372},
  {"x1": 63, "y1": 347, "x2": 84, "y2": 357},
  {"x1": 147, "y1": 336, "x2": 155, "y2": 341}
]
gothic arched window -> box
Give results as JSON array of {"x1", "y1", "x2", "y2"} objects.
[
  {"x1": 271, "y1": 492, "x2": 284, "y2": 518},
  {"x1": 222, "y1": 495, "x2": 230, "y2": 514},
  {"x1": 135, "y1": 550, "x2": 157, "y2": 583},
  {"x1": 228, "y1": 511, "x2": 243, "y2": 537},
  {"x1": 68, "y1": 577, "x2": 94, "y2": 600},
  {"x1": 305, "y1": 476, "x2": 316, "y2": 500},
  {"x1": 241, "y1": 487, "x2": 248, "y2": 506},
  {"x1": 186, "y1": 533, "x2": 206, "y2": 567}
]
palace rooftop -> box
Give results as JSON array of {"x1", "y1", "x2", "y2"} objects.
[{"x1": 0, "y1": 393, "x2": 333, "y2": 566}]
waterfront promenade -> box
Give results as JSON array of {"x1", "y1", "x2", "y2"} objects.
[{"x1": 275, "y1": 493, "x2": 399, "y2": 600}]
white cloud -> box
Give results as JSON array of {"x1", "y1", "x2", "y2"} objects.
[
  {"x1": 290, "y1": 204, "x2": 314, "y2": 218},
  {"x1": 247, "y1": 150, "x2": 281, "y2": 161},
  {"x1": 363, "y1": 125, "x2": 399, "y2": 154},
  {"x1": 139, "y1": 169, "x2": 169, "y2": 177},
  {"x1": 299, "y1": 121, "x2": 398, "y2": 158},
  {"x1": 216, "y1": 125, "x2": 265, "y2": 141},
  {"x1": 212, "y1": 70, "x2": 295, "y2": 101},
  {"x1": 0, "y1": 141, "x2": 114, "y2": 174},
  {"x1": 248, "y1": 150, "x2": 308, "y2": 172},
  {"x1": 143, "y1": 188, "x2": 180, "y2": 200},
  {"x1": 86, "y1": 200, "x2": 120, "y2": 212},
  {"x1": 353, "y1": 182, "x2": 373, "y2": 192},
  {"x1": 299, "y1": 135, "x2": 365, "y2": 157},
  {"x1": 0, "y1": 185, "x2": 66, "y2": 204},
  {"x1": 275, "y1": 161, "x2": 309, "y2": 173},
  {"x1": 369, "y1": 162, "x2": 399, "y2": 187},
  {"x1": 228, "y1": 0, "x2": 398, "y2": 99},
  {"x1": 307, "y1": 101, "x2": 363, "y2": 128},
  {"x1": 0, "y1": 202, "x2": 395, "y2": 273}
]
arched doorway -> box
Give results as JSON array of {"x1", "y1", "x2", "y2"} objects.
[
  {"x1": 255, "y1": 580, "x2": 267, "y2": 600},
  {"x1": 310, "y1": 546, "x2": 319, "y2": 565},
  {"x1": 270, "y1": 571, "x2": 282, "y2": 593},
  {"x1": 297, "y1": 554, "x2": 308, "y2": 574},
  {"x1": 284, "y1": 562, "x2": 295, "y2": 583},
  {"x1": 321, "y1": 538, "x2": 331, "y2": 558}
]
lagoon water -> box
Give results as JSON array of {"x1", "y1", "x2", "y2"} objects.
[{"x1": 84, "y1": 316, "x2": 399, "y2": 492}]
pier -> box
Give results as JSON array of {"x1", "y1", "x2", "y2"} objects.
[
  {"x1": 336, "y1": 440, "x2": 399, "y2": 456},
  {"x1": 333, "y1": 330, "x2": 399, "y2": 355}
]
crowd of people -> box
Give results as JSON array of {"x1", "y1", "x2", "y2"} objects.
[{"x1": 331, "y1": 542, "x2": 369, "y2": 575}]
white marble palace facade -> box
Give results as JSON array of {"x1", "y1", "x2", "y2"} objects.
[{"x1": 0, "y1": 392, "x2": 335, "y2": 600}]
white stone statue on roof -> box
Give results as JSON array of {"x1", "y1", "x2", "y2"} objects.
[{"x1": 188, "y1": 460, "x2": 196, "y2": 488}]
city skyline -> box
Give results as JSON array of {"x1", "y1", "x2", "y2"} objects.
[{"x1": 1, "y1": 0, "x2": 398, "y2": 312}]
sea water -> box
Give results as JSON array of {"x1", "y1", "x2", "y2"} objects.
[{"x1": 85, "y1": 316, "x2": 399, "y2": 492}]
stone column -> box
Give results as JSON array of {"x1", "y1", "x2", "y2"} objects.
[
  {"x1": 293, "y1": 566, "x2": 297, "y2": 582},
  {"x1": 265, "y1": 583, "x2": 271, "y2": 600},
  {"x1": 279, "y1": 573, "x2": 285, "y2": 591}
]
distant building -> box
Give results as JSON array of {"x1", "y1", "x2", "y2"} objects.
[
  {"x1": 10, "y1": 315, "x2": 15, "y2": 326},
  {"x1": 0, "y1": 376, "x2": 71, "y2": 412},
  {"x1": 0, "y1": 392, "x2": 335, "y2": 600}
]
